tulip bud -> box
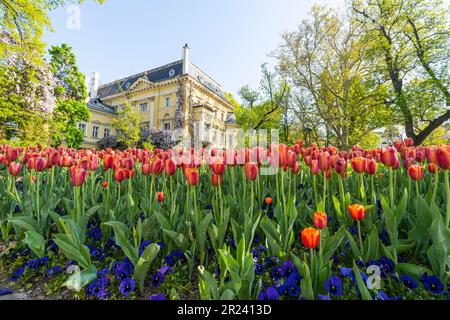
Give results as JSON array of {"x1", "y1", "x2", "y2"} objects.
[
  {"x1": 265, "y1": 197, "x2": 273, "y2": 205},
  {"x1": 101, "y1": 181, "x2": 108, "y2": 188},
  {"x1": 348, "y1": 204, "x2": 365, "y2": 221},
  {"x1": 428, "y1": 163, "x2": 437, "y2": 174},
  {"x1": 313, "y1": 212, "x2": 327, "y2": 230},
  {"x1": 300, "y1": 227, "x2": 320, "y2": 249},
  {"x1": 292, "y1": 161, "x2": 301, "y2": 174},
  {"x1": 156, "y1": 191, "x2": 165, "y2": 203}
]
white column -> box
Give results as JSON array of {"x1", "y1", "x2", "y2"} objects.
[{"x1": 150, "y1": 97, "x2": 155, "y2": 129}]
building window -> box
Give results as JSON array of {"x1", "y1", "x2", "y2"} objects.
[
  {"x1": 140, "y1": 102, "x2": 148, "y2": 112},
  {"x1": 164, "y1": 122, "x2": 171, "y2": 131},
  {"x1": 92, "y1": 126, "x2": 99, "y2": 139},
  {"x1": 165, "y1": 97, "x2": 170, "y2": 107},
  {"x1": 104, "y1": 128, "x2": 111, "y2": 138},
  {"x1": 221, "y1": 133, "x2": 224, "y2": 143},
  {"x1": 213, "y1": 130, "x2": 217, "y2": 144},
  {"x1": 221, "y1": 113, "x2": 224, "y2": 122},
  {"x1": 78, "y1": 123, "x2": 87, "y2": 136},
  {"x1": 204, "y1": 124, "x2": 210, "y2": 141}
]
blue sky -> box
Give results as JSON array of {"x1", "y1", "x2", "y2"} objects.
[{"x1": 44, "y1": 0, "x2": 345, "y2": 99}]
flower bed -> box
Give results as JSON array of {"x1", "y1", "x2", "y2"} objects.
[{"x1": 0, "y1": 141, "x2": 448, "y2": 300}]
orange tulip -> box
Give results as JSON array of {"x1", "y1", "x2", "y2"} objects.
[
  {"x1": 101, "y1": 181, "x2": 108, "y2": 188},
  {"x1": 114, "y1": 168, "x2": 126, "y2": 183},
  {"x1": 8, "y1": 162, "x2": 22, "y2": 176},
  {"x1": 245, "y1": 163, "x2": 258, "y2": 181},
  {"x1": 350, "y1": 157, "x2": 366, "y2": 174},
  {"x1": 318, "y1": 151, "x2": 331, "y2": 172},
  {"x1": 408, "y1": 164, "x2": 424, "y2": 181},
  {"x1": 156, "y1": 191, "x2": 165, "y2": 203},
  {"x1": 265, "y1": 197, "x2": 273, "y2": 205},
  {"x1": 185, "y1": 168, "x2": 199, "y2": 186},
  {"x1": 313, "y1": 212, "x2": 327, "y2": 230},
  {"x1": 301, "y1": 227, "x2": 320, "y2": 249},
  {"x1": 348, "y1": 204, "x2": 365, "y2": 221}
]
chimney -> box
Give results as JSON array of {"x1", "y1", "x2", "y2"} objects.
[
  {"x1": 182, "y1": 44, "x2": 190, "y2": 74},
  {"x1": 90, "y1": 72, "x2": 100, "y2": 99}
]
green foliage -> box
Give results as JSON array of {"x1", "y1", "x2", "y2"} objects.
[{"x1": 113, "y1": 104, "x2": 141, "y2": 148}]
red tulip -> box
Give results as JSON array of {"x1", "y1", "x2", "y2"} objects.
[
  {"x1": 141, "y1": 163, "x2": 151, "y2": 175},
  {"x1": 103, "y1": 154, "x2": 114, "y2": 170},
  {"x1": 8, "y1": 162, "x2": 22, "y2": 176},
  {"x1": 292, "y1": 161, "x2": 301, "y2": 174},
  {"x1": 348, "y1": 204, "x2": 365, "y2": 221},
  {"x1": 318, "y1": 151, "x2": 331, "y2": 172},
  {"x1": 164, "y1": 159, "x2": 177, "y2": 176},
  {"x1": 185, "y1": 168, "x2": 199, "y2": 186},
  {"x1": 350, "y1": 157, "x2": 366, "y2": 174},
  {"x1": 156, "y1": 191, "x2": 165, "y2": 203},
  {"x1": 210, "y1": 157, "x2": 226, "y2": 176},
  {"x1": 436, "y1": 147, "x2": 450, "y2": 170},
  {"x1": 101, "y1": 181, "x2": 108, "y2": 188},
  {"x1": 408, "y1": 164, "x2": 424, "y2": 181},
  {"x1": 428, "y1": 163, "x2": 437, "y2": 174},
  {"x1": 211, "y1": 173, "x2": 222, "y2": 187},
  {"x1": 34, "y1": 157, "x2": 47, "y2": 172},
  {"x1": 405, "y1": 138, "x2": 414, "y2": 147},
  {"x1": 334, "y1": 158, "x2": 347, "y2": 175},
  {"x1": 151, "y1": 158, "x2": 164, "y2": 175},
  {"x1": 365, "y1": 159, "x2": 377, "y2": 175},
  {"x1": 265, "y1": 197, "x2": 272, "y2": 205},
  {"x1": 244, "y1": 163, "x2": 258, "y2": 181},
  {"x1": 6, "y1": 148, "x2": 19, "y2": 162},
  {"x1": 70, "y1": 166, "x2": 88, "y2": 187},
  {"x1": 301, "y1": 227, "x2": 320, "y2": 249},
  {"x1": 313, "y1": 212, "x2": 327, "y2": 230}
]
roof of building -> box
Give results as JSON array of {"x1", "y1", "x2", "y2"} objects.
[
  {"x1": 88, "y1": 98, "x2": 117, "y2": 115},
  {"x1": 95, "y1": 60, "x2": 228, "y2": 102}
]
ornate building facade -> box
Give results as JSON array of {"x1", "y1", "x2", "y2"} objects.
[{"x1": 81, "y1": 45, "x2": 238, "y2": 149}]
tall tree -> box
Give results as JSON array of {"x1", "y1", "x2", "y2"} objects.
[
  {"x1": 232, "y1": 63, "x2": 290, "y2": 133},
  {"x1": 49, "y1": 43, "x2": 90, "y2": 148},
  {"x1": 352, "y1": 0, "x2": 450, "y2": 145},
  {"x1": 275, "y1": 5, "x2": 390, "y2": 149},
  {"x1": 113, "y1": 104, "x2": 141, "y2": 148}
]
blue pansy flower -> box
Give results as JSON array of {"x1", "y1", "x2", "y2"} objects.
[
  {"x1": 421, "y1": 274, "x2": 444, "y2": 295},
  {"x1": 255, "y1": 264, "x2": 265, "y2": 275},
  {"x1": 401, "y1": 275, "x2": 418, "y2": 290},
  {"x1": 325, "y1": 276, "x2": 343, "y2": 296},
  {"x1": 149, "y1": 293, "x2": 167, "y2": 300},
  {"x1": 119, "y1": 278, "x2": 135, "y2": 297},
  {"x1": 151, "y1": 272, "x2": 165, "y2": 287}
]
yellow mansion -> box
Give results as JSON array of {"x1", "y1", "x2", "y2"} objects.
[{"x1": 81, "y1": 44, "x2": 238, "y2": 149}]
